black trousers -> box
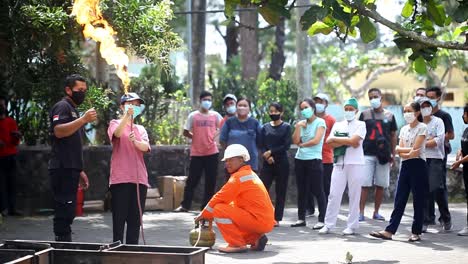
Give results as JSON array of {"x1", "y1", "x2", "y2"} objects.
[
  {"x1": 260, "y1": 155, "x2": 289, "y2": 221},
  {"x1": 110, "y1": 183, "x2": 147, "y2": 244},
  {"x1": 424, "y1": 158, "x2": 451, "y2": 225},
  {"x1": 463, "y1": 164, "x2": 468, "y2": 224},
  {"x1": 386, "y1": 159, "x2": 428, "y2": 235},
  {"x1": 181, "y1": 153, "x2": 218, "y2": 210},
  {"x1": 295, "y1": 159, "x2": 327, "y2": 222},
  {"x1": 0, "y1": 155, "x2": 16, "y2": 214},
  {"x1": 306, "y1": 163, "x2": 333, "y2": 213},
  {"x1": 49, "y1": 168, "x2": 80, "y2": 237}
]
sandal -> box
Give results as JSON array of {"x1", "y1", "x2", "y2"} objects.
[
  {"x1": 408, "y1": 234, "x2": 421, "y2": 242},
  {"x1": 369, "y1": 231, "x2": 392, "y2": 240}
]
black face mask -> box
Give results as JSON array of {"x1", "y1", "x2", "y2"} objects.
[
  {"x1": 269, "y1": 114, "x2": 281, "y2": 121},
  {"x1": 71, "y1": 91, "x2": 86, "y2": 105}
]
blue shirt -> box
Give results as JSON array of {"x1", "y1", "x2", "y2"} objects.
[
  {"x1": 220, "y1": 117, "x2": 261, "y2": 170},
  {"x1": 295, "y1": 117, "x2": 326, "y2": 160}
]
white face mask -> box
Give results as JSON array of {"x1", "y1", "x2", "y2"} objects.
[
  {"x1": 344, "y1": 111, "x2": 356, "y2": 121},
  {"x1": 404, "y1": 112, "x2": 416, "y2": 124},
  {"x1": 421, "y1": 106, "x2": 432, "y2": 117}
]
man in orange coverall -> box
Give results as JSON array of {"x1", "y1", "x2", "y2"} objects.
[{"x1": 195, "y1": 144, "x2": 275, "y2": 253}]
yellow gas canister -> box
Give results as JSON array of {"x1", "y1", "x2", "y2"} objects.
[{"x1": 189, "y1": 220, "x2": 216, "y2": 247}]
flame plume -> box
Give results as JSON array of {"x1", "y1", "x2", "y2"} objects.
[{"x1": 72, "y1": 0, "x2": 130, "y2": 93}]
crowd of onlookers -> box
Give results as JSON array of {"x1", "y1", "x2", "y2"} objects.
[{"x1": 1, "y1": 75, "x2": 467, "y2": 245}]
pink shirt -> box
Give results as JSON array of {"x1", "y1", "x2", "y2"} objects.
[
  {"x1": 107, "y1": 119, "x2": 150, "y2": 186},
  {"x1": 185, "y1": 110, "x2": 222, "y2": 156}
]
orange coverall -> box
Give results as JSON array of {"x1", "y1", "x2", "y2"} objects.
[{"x1": 200, "y1": 165, "x2": 275, "y2": 247}]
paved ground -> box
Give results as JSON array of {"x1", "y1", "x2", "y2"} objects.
[{"x1": 1, "y1": 203, "x2": 467, "y2": 264}]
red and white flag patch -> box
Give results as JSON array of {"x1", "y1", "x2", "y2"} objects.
[{"x1": 53, "y1": 115, "x2": 59, "y2": 121}]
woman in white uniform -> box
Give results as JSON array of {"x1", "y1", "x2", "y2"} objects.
[{"x1": 318, "y1": 98, "x2": 367, "y2": 235}]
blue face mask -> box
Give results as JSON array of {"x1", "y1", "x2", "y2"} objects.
[
  {"x1": 226, "y1": 105, "x2": 236, "y2": 114},
  {"x1": 201, "y1": 100, "x2": 212, "y2": 110},
  {"x1": 370, "y1": 98, "x2": 381, "y2": 109},
  {"x1": 125, "y1": 104, "x2": 142, "y2": 119},
  {"x1": 301, "y1": 107, "x2": 314, "y2": 119},
  {"x1": 315, "y1": 103, "x2": 325, "y2": 113},
  {"x1": 429, "y1": 99, "x2": 438, "y2": 108},
  {"x1": 344, "y1": 111, "x2": 356, "y2": 121}
]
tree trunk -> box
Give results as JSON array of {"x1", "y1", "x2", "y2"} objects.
[
  {"x1": 295, "y1": 0, "x2": 312, "y2": 101},
  {"x1": 190, "y1": 0, "x2": 206, "y2": 106},
  {"x1": 269, "y1": 17, "x2": 286, "y2": 81},
  {"x1": 226, "y1": 21, "x2": 239, "y2": 63},
  {"x1": 239, "y1": 7, "x2": 259, "y2": 80}
]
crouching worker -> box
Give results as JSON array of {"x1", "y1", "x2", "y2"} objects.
[{"x1": 195, "y1": 144, "x2": 275, "y2": 253}]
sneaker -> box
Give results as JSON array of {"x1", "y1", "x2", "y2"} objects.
[
  {"x1": 422, "y1": 224, "x2": 428, "y2": 233},
  {"x1": 443, "y1": 221, "x2": 453, "y2": 232},
  {"x1": 372, "y1": 213, "x2": 385, "y2": 221},
  {"x1": 359, "y1": 214, "x2": 365, "y2": 222},
  {"x1": 458, "y1": 226, "x2": 468, "y2": 236},
  {"x1": 318, "y1": 226, "x2": 330, "y2": 234},
  {"x1": 173, "y1": 206, "x2": 189, "y2": 213},
  {"x1": 290, "y1": 220, "x2": 306, "y2": 227},
  {"x1": 342, "y1": 227, "x2": 354, "y2": 235},
  {"x1": 312, "y1": 222, "x2": 325, "y2": 230}
]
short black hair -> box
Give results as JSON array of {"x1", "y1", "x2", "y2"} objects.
[
  {"x1": 464, "y1": 104, "x2": 468, "y2": 114},
  {"x1": 269, "y1": 102, "x2": 283, "y2": 112},
  {"x1": 199, "y1": 91, "x2": 212, "y2": 100},
  {"x1": 426, "y1": 86, "x2": 442, "y2": 97},
  {"x1": 299, "y1": 98, "x2": 316, "y2": 110},
  {"x1": 368, "y1": 88, "x2": 382, "y2": 95},
  {"x1": 64, "y1": 74, "x2": 86, "y2": 89},
  {"x1": 237, "y1": 97, "x2": 251, "y2": 109},
  {"x1": 409, "y1": 102, "x2": 423, "y2": 122}
]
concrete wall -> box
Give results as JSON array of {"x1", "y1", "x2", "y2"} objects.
[{"x1": 14, "y1": 145, "x2": 465, "y2": 215}]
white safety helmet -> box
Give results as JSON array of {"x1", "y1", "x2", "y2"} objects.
[{"x1": 221, "y1": 144, "x2": 250, "y2": 162}]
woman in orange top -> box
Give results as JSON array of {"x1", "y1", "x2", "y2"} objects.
[{"x1": 196, "y1": 144, "x2": 275, "y2": 253}]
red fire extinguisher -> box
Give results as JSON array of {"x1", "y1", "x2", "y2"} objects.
[{"x1": 76, "y1": 186, "x2": 84, "y2": 217}]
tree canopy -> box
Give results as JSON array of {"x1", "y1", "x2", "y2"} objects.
[{"x1": 224, "y1": 0, "x2": 467, "y2": 74}]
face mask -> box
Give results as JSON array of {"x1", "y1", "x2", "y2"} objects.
[
  {"x1": 370, "y1": 98, "x2": 381, "y2": 109},
  {"x1": 71, "y1": 90, "x2": 86, "y2": 105},
  {"x1": 237, "y1": 106, "x2": 249, "y2": 116},
  {"x1": 429, "y1": 99, "x2": 438, "y2": 108},
  {"x1": 301, "y1": 107, "x2": 314, "y2": 119},
  {"x1": 404, "y1": 112, "x2": 416, "y2": 124},
  {"x1": 269, "y1": 114, "x2": 281, "y2": 121},
  {"x1": 315, "y1": 103, "x2": 325, "y2": 113},
  {"x1": 413, "y1": 96, "x2": 422, "y2": 103},
  {"x1": 421, "y1": 106, "x2": 432, "y2": 117},
  {"x1": 344, "y1": 111, "x2": 356, "y2": 121},
  {"x1": 226, "y1": 105, "x2": 236, "y2": 114},
  {"x1": 125, "y1": 104, "x2": 142, "y2": 119},
  {"x1": 201, "y1": 100, "x2": 212, "y2": 110}
]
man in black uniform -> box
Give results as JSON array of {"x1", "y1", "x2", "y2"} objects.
[
  {"x1": 424, "y1": 86, "x2": 455, "y2": 232},
  {"x1": 49, "y1": 74, "x2": 97, "y2": 241}
]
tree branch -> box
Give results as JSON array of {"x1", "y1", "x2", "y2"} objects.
[{"x1": 343, "y1": 0, "x2": 468, "y2": 51}]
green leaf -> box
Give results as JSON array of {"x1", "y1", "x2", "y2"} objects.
[
  {"x1": 332, "y1": 1, "x2": 352, "y2": 27},
  {"x1": 454, "y1": 26, "x2": 468, "y2": 38},
  {"x1": 427, "y1": 0, "x2": 446, "y2": 27},
  {"x1": 299, "y1": 5, "x2": 328, "y2": 30},
  {"x1": 453, "y1": 2, "x2": 468, "y2": 23},
  {"x1": 259, "y1": 6, "x2": 280, "y2": 25},
  {"x1": 307, "y1": 21, "x2": 334, "y2": 35},
  {"x1": 357, "y1": 16, "x2": 376, "y2": 43},
  {"x1": 401, "y1": 0, "x2": 414, "y2": 18},
  {"x1": 413, "y1": 56, "x2": 427, "y2": 74}
]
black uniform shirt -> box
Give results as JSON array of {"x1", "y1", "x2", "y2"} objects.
[
  {"x1": 461, "y1": 127, "x2": 468, "y2": 162},
  {"x1": 433, "y1": 109, "x2": 454, "y2": 155},
  {"x1": 259, "y1": 121, "x2": 292, "y2": 158},
  {"x1": 48, "y1": 98, "x2": 83, "y2": 170}
]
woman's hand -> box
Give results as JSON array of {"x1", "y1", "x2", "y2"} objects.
[
  {"x1": 451, "y1": 160, "x2": 461, "y2": 170},
  {"x1": 263, "y1": 150, "x2": 271, "y2": 160},
  {"x1": 295, "y1": 120, "x2": 306, "y2": 129},
  {"x1": 79, "y1": 171, "x2": 90, "y2": 190},
  {"x1": 129, "y1": 131, "x2": 136, "y2": 143}
]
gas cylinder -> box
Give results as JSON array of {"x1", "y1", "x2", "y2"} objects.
[
  {"x1": 75, "y1": 186, "x2": 84, "y2": 217},
  {"x1": 189, "y1": 220, "x2": 216, "y2": 247}
]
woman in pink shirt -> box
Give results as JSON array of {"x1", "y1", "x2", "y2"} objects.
[{"x1": 107, "y1": 92, "x2": 150, "y2": 244}]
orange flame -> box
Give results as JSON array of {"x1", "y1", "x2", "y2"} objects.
[{"x1": 72, "y1": 0, "x2": 130, "y2": 93}]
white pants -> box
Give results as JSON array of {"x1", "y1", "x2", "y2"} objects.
[{"x1": 324, "y1": 164, "x2": 364, "y2": 230}]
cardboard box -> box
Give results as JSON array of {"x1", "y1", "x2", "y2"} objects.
[
  {"x1": 173, "y1": 176, "x2": 187, "y2": 209},
  {"x1": 147, "y1": 188, "x2": 161, "y2": 198}
]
